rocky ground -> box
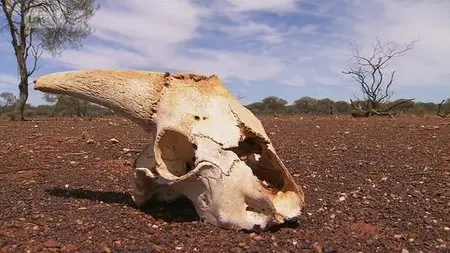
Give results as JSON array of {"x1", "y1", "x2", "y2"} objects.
[{"x1": 0, "y1": 115, "x2": 449, "y2": 252}]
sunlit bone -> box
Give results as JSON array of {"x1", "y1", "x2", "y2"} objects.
[{"x1": 34, "y1": 70, "x2": 305, "y2": 231}]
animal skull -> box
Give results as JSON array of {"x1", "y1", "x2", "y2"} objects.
[{"x1": 34, "y1": 70, "x2": 305, "y2": 231}]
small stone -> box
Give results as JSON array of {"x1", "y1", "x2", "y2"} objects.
[
  {"x1": 103, "y1": 246, "x2": 112, "y2": 253},
  {"x1": 338, "y1": 196, "x2": 346, "y2": 202},
  {"x1": 292, "y1": 240, "x2": 298, "y2": 246},
  {"x1": 43, "y1": 239, "x2": 60, "y2": 248},
  {"x1": 444, "y1": 226, "x2": 449, "y2": 231},
  {"x1": 253, "y1": 235, "x2": 264, "y2": 241},
  {"x1": 32, "y1": 225, "x2": 39, "y2": 230},
  {"x1": 61, "y1": 244, "x2": 77, "y2": 252},
  {"x1": 303, "y1": 240, "x2": 312, "y2": 249},
  {"x1": 394, "y1": 234, "x2": 403, "y2": 239},
  {"x1": 109, "y1": 138, "x2": 119, "y2": 144},
  {"x1": 151, "y1": 224, "x2": 159, "y2": 229},
  {"x1": 86, "y1": 139, "x2": 95, "y2": 144},
  {"x1": 324, "y1": 246, "x2": 338, "y2": 253},
  {"x1": 401, "y1": 249, "x2": 409, "y2": 253},
  {"x1": 312, "y1": 243, "x2": 323, "y2": 253},
  {"x1": 152, "y1": 244, "x2": 165, "y2": 252},
  {"x1": 238, "y1": 243, "x2": 246, "y2": 248},
  {"x1": 249, "y1": 232, "x2": 257, "y2": 238},
  {"x1": 230, "y1": 247, "x2": 245, "y2": 253},
  {"x1": 175, "y1": 246, "x2": 182, "y2": 250}
]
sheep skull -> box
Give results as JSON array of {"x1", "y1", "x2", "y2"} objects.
[{"x1": 34, "y1": 70, "x2": 305, "y2": 231}]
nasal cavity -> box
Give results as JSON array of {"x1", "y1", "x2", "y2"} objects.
[{"x1": 156, "y1": 130, "x2": 196, "y2": 177}]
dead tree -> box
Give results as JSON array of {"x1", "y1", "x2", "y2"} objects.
[
  {"x1": 437, "y1": 100, "x2": 450, "y2": 118},
  {"x1": 342, "y1": 37, "x2": 417, "y2": 117},
  {"x1": 349, "y1": 98, "x2": 415, "y2": 118}
]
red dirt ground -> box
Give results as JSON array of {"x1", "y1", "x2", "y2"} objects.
[{"x1": 0, "y1": 115, "x2": 449, "y2": 252}]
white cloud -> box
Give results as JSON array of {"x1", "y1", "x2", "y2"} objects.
[
  {"x1": 225, "y1": 0, "x2": 300, "y2": 13},
  {"x1": 30, "y1": 0, "x2": 450, "y2": 104},
  {"x1": 280, "y1": 74, "x2": 307, "y2": 86},
  {"x1": 339, "y1": 0, "x2": 450, "y2": 87},
  {"x1": 217, "y1": 21, "x2": 283, "y2": 44},
  {"x1": 0, "y1": 73, "x2": 18, "y2": 90}
]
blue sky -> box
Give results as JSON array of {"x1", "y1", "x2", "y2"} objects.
[{"x1": 1, "y1": 0, "x2": 449, "y2": 105}]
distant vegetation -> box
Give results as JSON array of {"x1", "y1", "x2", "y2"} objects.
[
  {"x1": 0, "y1": 92, "x2": 113, "y2": 119},
  {"x1": 245, "y1": 96, "x2": 450, "y2": 116},
  {"x1": 0, "y1": 92, "x2": 448, "y2": 119}
]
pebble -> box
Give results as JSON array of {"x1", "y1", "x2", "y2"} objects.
[
  {"x1": 109, "y1": 138, "x2": 119, "y2": 144},
  {"x1": 444, "y1": 226, "x2": 449, "y2": 231},
  {"x1": 324, "y1": 246, "x2": 338, "y2": 253},
  {"x1": 43, "y1": 239, "x2": 60, "y2": 248},
  {"x1": 238, "y1": 243, "x2": 246, "y2": 248},
  {"x1": 303, "y1": 240, "x2": 313, "y2": 249},
  {"x1": 401, "y1": 249, "x2": 409, "y2": 253},
  {"x1": 230, "y1": 247, "x2": 245, "y2": 253},
  {"x1": 86, "y1": 139, "x2": 95, "y2": 144},
  {"x1": 253, "y1": 235, "x2": 264, "y2": 241},
  {"x1": 312, "y1": 243, "x2": 323, "y2": 253}
]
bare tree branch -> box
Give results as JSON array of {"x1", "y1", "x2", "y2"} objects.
[
  {"x1": 0, "y1": 0, "x2": 99, "y2": 120},
  {"x1": 437, "y1": 100, "x2": 450, "y2": 118},
  {"x1": 342, "y1": 37, "x2": 417, "y2": 115}
]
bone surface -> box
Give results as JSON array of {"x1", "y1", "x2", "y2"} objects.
[{"x1": 34, "y1": 69, "x2": 305, "y2": 231}]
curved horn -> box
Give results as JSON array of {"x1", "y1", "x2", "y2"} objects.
[{"x1": 34, "y1": 70, "x2": 167, "y2": 129}]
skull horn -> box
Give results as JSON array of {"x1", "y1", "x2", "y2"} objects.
[{"x1": 34, "y1": 69, "x2": 168, "y2": 130}]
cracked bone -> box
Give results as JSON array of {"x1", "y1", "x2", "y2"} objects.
[{"x1": 34, "y1": 70, "x2": 305, "y2": 231}]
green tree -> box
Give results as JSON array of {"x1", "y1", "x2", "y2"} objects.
[
  {"x1": 0, "y1": 91, "x2": 17, "y2": 113},
  {"x1": 334, "y1": 100, "x2": 351, "y2": 114},
  {"x1": 316, "y1": 98, "x2": 335, "y2": 115},
  {"x1": 294, "y1": 96, "x2": 317, "y2": 114},
  {"x1": 245, "y1": 102, "x2": 264, "y2": 113},
  {"x1": 261, "y1": 96, "x2": 288, "y2": 113},
  {"x1": 1, "y1": 0, "x2": 99, "y2": 120}
]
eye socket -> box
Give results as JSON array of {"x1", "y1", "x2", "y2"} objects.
[
  {"x1": 156, "y1": 130, "x2": 196, "y2": 178},
  {"x1": 225, "y1": 134, "x2": 284, "y2": 191}
]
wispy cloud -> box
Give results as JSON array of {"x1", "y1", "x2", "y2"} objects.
[
  {"x1": 0, "y1": 74, "x2": 18, "y2": 91},
  {"x1": 1, "y1": 0, "x2": 449, "y2": 105}
]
